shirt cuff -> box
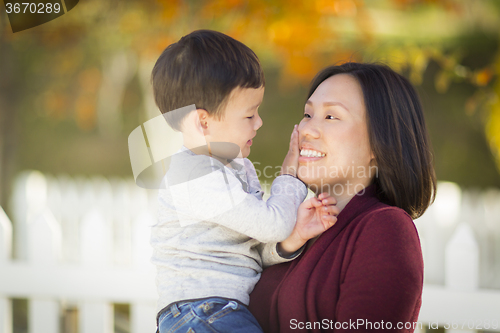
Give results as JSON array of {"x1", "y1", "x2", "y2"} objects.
[
  {"x1": 274, "y1": 174, "x2": 308, "y2": 202},
  {"x1": 276, "y1": 242, "x2": 306, "y2": 260},
  {"x1": 278, "y1": 173, "x2": 308, "y2": 189}
]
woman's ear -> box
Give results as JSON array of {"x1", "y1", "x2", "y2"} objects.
[{"x1": 369, "y1": 151, "x2": 377, "y2": 166}]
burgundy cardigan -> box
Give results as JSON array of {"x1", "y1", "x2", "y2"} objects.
[{"x1": 249, "y1": 185, "x2": 424, "y2": 332}]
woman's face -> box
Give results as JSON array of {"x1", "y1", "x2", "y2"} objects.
[{"x1": 297, "y1": 74, "x2": 375, "y2": 197}]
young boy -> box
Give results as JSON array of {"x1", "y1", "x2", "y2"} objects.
[{"x1": 150, "y1": 30, "x2": 338, "y2": 333}]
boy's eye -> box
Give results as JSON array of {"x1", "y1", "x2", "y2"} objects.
[{"x1": 247, "y1": 116, "x2": 254, "y2": 119}]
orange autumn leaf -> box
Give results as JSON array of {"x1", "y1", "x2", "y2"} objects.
[{"x1": 475, "y1": 68, "x2": 494, "y2": 87}]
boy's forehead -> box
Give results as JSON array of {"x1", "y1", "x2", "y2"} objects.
[
  {"x1": 225, "y1": 87, "x2": 264, "y2": 115},
  {"x1": 228, "y1": 86, "x2": 265, "y2": 103},
  {"x1": 216, "y1": 86, "x2": 264, "y2": 119}
]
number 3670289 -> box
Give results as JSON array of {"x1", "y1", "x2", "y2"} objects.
[{"x1": 5, "y1": 2, "x2": 61, "y2": 14}]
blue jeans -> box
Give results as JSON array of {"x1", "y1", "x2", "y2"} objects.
[{"x1": 157, "y1": 298, "x2": 263, "y2": 333}]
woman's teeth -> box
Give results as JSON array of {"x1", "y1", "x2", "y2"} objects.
[{"x1": 300, "y1": 149, "x2": 326, "y2": 157}]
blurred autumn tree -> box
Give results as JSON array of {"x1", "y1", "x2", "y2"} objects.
[{"x1": 1, "y1": 0, "x2": 500, "y2": 208}]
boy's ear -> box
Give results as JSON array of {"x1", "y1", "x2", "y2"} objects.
[
  {"x1": 196, "y1": 109, "x2": 210, "y2": 136},
  {"x1": 196, "y1": 109, "x2": 210, "y2": 126}
]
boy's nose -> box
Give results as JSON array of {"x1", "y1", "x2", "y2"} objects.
[{"x1": 255, "y1": 114, "x2": 263, "y2": 130}]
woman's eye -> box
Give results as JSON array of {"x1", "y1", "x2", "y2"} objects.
[
  {"x1": 303, "y1": 113, "x2": 311, "y2": 118},
  {"x1": 326, "y1": 115, "x2": 337, "y2": 120}
]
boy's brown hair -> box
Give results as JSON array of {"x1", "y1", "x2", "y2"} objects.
[{"x1": 151, "y1": 30, "x2": 265, "y2": 130}]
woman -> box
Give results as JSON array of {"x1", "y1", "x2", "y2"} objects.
[{"x1": 249, "y1": 62, "x2": 436, "y2": 332}]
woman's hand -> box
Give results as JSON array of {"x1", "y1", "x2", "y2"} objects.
[
  {"x1": 280, "y1": 125, "x2": 299, "y2": 177},
  {"x1": 278, "y1": 193, "x2": 339, "y2": 256}
]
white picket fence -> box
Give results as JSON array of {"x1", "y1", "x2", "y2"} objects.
[
  {"x1": 415, "y1": 182, "x2": 500, "y2": 332},
  {"x1": 0, "y1": 171, "x2": 158, "y2": 333},
  {"x1": 0, "y1": 171, "x2": 500, "y2": 333}
]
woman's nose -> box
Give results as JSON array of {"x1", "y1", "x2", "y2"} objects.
[{"x1": 298, "y1": 119, "x2": 321, "y2": 139}]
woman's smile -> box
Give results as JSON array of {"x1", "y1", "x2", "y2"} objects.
[{"x1": 298, "y1": 148, "x2": 326, "y2": 162}]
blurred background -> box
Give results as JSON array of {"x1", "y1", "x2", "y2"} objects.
[
  {"x1": 1, "y1": 0, "x2": 500, "y2": 332},
  {"x1": 1, "y1": 0, "x2": 500, "y2": 203}
]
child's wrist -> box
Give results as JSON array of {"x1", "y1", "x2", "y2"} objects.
[
  {"x1": 280, "y1": 166, "x2": 297, "y2": 177},
  {"x1": 278, "y1": 232, "x2": 307, "y2": 256}
]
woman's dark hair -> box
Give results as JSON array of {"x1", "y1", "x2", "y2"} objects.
[
  {"x1": 151, "y1": 29, "x2": 265, "y2": 130},
  {"x1": 308, "y1": 62, "x2": 436, "y2": 219}
]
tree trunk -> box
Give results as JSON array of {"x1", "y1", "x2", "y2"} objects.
[{"x1": 0, "y1": 13, "x2": 19, "y2": 212}]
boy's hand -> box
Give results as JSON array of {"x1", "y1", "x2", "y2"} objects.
[
  {"x1": 294, "y1": 192, "x2": 339, "y2": 242},
  {"x1": 278, "y1": 193, "x2": 339, "y2": 256},
  {"x1": 281, "y1": 125, "x2": 299, "y2": 177}
]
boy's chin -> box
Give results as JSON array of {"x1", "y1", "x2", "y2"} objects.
[
  {"x1": 208, "y1": 142, "x2": 241, "y2": 159},
  {"x1": 241, "y1": 146, "x2": 250, "y2": 158}
]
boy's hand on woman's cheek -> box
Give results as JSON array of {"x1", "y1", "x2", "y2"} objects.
[{"x1": 281, "y1": 125, "x2": 299, "y2": 177}]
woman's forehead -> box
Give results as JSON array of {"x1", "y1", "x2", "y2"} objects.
[{"x1": 308, "y1": 74, "x2": 365, "y2": 113}]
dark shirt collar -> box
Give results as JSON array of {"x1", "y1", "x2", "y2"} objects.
[
  {"x1": 311, "y1": 184, "x2": 380, "y2": 247},
  {"x1": 337, "y1": 183, "x2": 379, "y2": 223}
]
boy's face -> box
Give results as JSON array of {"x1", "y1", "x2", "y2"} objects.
[{"x1": 205, "y1": 86, "x2": 264, "y2": 158}]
